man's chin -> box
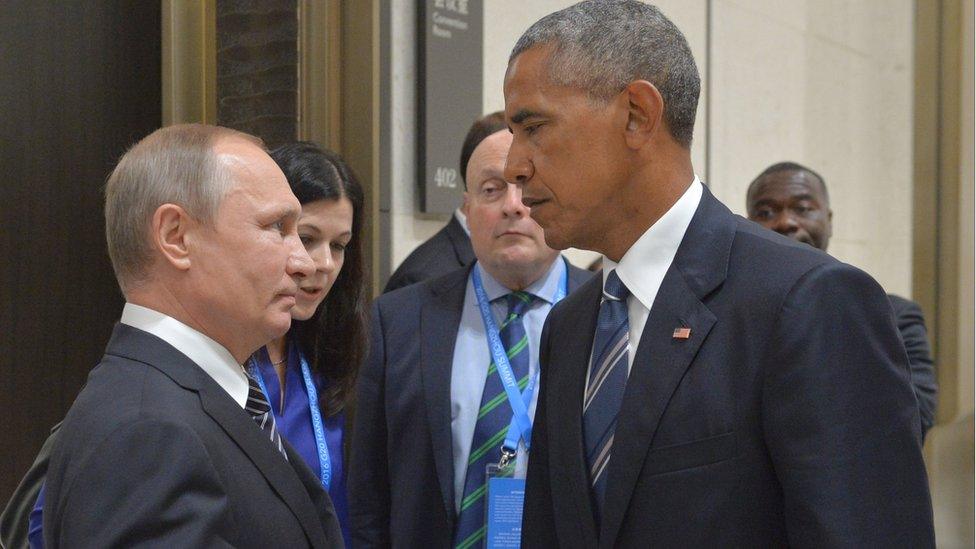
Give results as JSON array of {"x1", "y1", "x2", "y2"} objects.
[
  {"x1": 265, "y1": 315, "x2": 293, "y2": 339},
  {"x1": 541, "y1": 227, "x2": 571, "y2": 251}
]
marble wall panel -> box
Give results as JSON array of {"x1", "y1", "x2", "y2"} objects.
[
  {"x1": 709, "y1": 0, "x2": 913, "y2": 295},
  {"x1": 216, "y1": 0, "x2": 297, "y2": 148}
]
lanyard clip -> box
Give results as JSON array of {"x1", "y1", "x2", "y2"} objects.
[{"x1": 498, "y1": 446, "x2": 517, "y2": 470}]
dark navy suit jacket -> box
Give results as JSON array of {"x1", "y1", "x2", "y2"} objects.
[
  {"x1": 887, "y1": 294, "x2": 938, "y2": 438},
  {"x1": 43, "y1": 324, "x2": 343, "y2": 548},
  {"x1": 349, "y1": 260, "x2": 592, "y2": 548},
  {"x1": 522, "y1": 187, "x2": 934, "y2": 548},
  {"x1": 383, "y1": 216, "x2": 475, "y2": 293}
]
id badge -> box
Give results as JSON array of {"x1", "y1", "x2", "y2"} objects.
[{"x1": 485, "y1": 457, "x2": 525, "y2": 549}]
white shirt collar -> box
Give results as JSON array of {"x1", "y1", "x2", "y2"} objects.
[
  {"x1": 120, "y1": 303, "x2": 249, "y2": 408},
  {"x1": 476, "y1": 256, "x2": 566, "y2": 304},
  {"x1": 602, "y1": 176, "x2": 703, "y2": 310},
  {"x1": 454, "y1": 208, "x2": 471, "y2": 236}
]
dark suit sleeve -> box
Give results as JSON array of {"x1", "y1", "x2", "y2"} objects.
[
  {"x1": 762, "y1": 262, "x2": 934, "y2": 548},
  {"x1": 47, "y1": 419, "x2": 235, "y2": 548},
  {"x1": 521, "y1": 317, "x2": 560, "y2": 548},
  {"x1": 890, "y1": 296, "x2": 938, "y2": 439},
  {"x1": 348, "y1": 302, "x2": 392, "y2": 548},
  {"x1": 1, "y1": 423, "x2": 60, "y2": 549}
]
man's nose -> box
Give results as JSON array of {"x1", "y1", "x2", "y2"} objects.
[
  {"x1": 771, "y1": 211, "x2": 799, "y2": 235},
  {"x1": 501, "y1": 183, "x2": 527, "y2": 217},
  {"x1": 504, "y1": 141, "x2": 533, "y2": 188},
  {"x1": 287, "y1": 236, "x2": 315, "y2": 278}
]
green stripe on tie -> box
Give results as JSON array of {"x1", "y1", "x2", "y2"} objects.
[
  {"x1": 484, "y1": 334, "x2": 529, "y2": 380},
  {"x1": 477, "y1": 374, "x2": 530, "y2": 420},
  {"x1": 468, "y1": 425, "x2": 508, "y2": 465},
  {"x1": 501, "y1": 313, "x2": 517, "y2": 327},
  {"x1": 460, "y1": 482, "x2": 487, "y2": 511},
  {"x1": 456, "y1": 525, "x2": 487, "y2": 549},
  {"x1": 505, "y1": 335, "x2": 529, "y2": 360}
]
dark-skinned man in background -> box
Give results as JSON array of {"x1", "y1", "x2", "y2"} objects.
[{"x1": 747, "y1": 161, "x2": 937, "y2": 439}]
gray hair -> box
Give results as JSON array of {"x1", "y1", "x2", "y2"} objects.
[
  {"x1": 104, "y1": 124, "x2": 264, "y2": 294},
  {"x1": 509, "y1": 0, "x2": 700, "y2": 148}
]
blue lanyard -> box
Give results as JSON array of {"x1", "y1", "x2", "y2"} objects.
[
  {"x1": 248, "y1": 343, "x2": 333, "y2": 491},
  {"x1": 471, "y1": 259, "x2": 569, "y2": 454}
]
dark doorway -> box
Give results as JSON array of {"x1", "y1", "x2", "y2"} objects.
[{"x1": 0, "y1": 1, "x2": 162, "y2": 503}]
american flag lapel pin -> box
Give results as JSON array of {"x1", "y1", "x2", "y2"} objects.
[{"x1": 672, "y1": 327, "x2": 691, "y2": 340}]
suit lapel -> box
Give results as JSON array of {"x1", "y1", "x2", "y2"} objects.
[
  {"x1": 565, "y1": 258, "x2": 597, "y2": 291},
  {"x1": 548, "y1": 275, "x2": 603, "y2": 547},
  {"x1": 598, "y1": 270, "x2": 716, "y2": 546},
  {"x1": 597, "y1": 186, "x2": 736, "y2": 546},
  {"x1": 197, "y1": 377, "x2": 329, "y2": 546},
  {"x1": 107, "y1": 325, "x2": 329, "y2": 546},
  {"x1": 419, "y1": 267, "x2": 469, "y2": 527},
  {"x1": 446, "y1": 216, "x2": 475, "y2": 266}
]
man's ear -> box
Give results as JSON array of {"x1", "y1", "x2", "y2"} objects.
[
  {"x1": 152, "y1": 203, "x2": 194, "y2": 271},
  {"x1": 461, "y1": 190, "x2": 471, "y2": 216},
  {"x1": 622, "y1": 80, "x2": 664, "y2": 150}
]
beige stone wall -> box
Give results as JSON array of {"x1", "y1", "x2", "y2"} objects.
[
  {"x1": 388, "y1": 0, "x2": 916, "y2": 292},
  {"x1": 708, "y1": 0, "x2": 914, "y2": 296}
]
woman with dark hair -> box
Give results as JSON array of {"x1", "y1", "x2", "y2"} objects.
[{"x1": 247, "y1": 141, "x2": 368, "y2": 546}]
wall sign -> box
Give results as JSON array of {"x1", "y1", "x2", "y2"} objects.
[{"x1": 418, "y1": 0, "x2": 483, "y2": 214}]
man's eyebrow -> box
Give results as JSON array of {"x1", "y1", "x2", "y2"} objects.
[
  {"x1": 475, "y1": 167, "x2": 505, "y2": 184},
  {"x1": 749, "y1": 198, "x2": 777, "y2": 208},
  {"x1": 509, "y1": 109, "x2": 541, "y2": 125},
  {"x1": 262, "y1": 203, "x2": 299, "y2": 222}
]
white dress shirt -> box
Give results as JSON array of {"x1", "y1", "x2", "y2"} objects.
[
  {"x1": 450, "y1": 258, "x2": 567, "y2": 513},
  {"x1": 597, "y1": 176, "x2": 703, "y2": 373},
  {"x1": 120, "y1": 303, "x2": 249, "y2": 408}
]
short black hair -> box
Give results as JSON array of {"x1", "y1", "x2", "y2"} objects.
[
  {"x1": 747, "y1": 161, "x2": 829, "y2": 205},
  {"x1": 509, "y1": 0, "x2": 700, "y2": 148},
  {"x1": 459, "y1": 111, "x2": 508, "y2": 188}
]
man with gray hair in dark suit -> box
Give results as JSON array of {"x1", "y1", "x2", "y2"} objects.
[
  {"x1": 41, "y1": 124, "x2": 343, "y2": 548},
  {"x1": 503, "y1": 1, "x2": 934, "y2": 547}
]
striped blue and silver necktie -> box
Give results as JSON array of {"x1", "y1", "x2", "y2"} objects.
[
  {"x1": 244, "y1": 372, "x2": 288, "y2": 460},
  {"x1": 583, "y1": 269, "x2": 630, "y2": 526}
]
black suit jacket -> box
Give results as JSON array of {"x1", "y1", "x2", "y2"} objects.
[
  {"x1": 523, "y1": 188, "x2": 934, "y2": 548},
  {"x1": 888, "y1": 294, "x2": 938, "y2": 439},
  {"x1": 1, "y1": 422, "x2": 60, "y2": 549},
  {"x1": 349, "y1": 259, "x2": 592, "y2": 548},
  {"x1": 383, "y1": 216, "x2": 475, "y2": 293},
  {"x1": 42, "y1": 324, "x2": 343, "y2": 548}
]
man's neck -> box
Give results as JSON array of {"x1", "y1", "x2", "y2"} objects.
[
  {"x1": 127, "y1": 284, "x2": 249, "y2": 363},
  {"x1": 481, "y1": 258, "x2": 558, "y2": 292},
  {"x1": 599, "y1": 161, "x2": 694, "y2": 262}
]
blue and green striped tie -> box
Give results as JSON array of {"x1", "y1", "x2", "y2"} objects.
[{"x1": 454, "y1": 291, "x2": 534, "y2": 549}]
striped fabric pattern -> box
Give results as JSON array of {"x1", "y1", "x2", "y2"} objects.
[
  {"x1": 454, "y1": 291, "x2": 534, "y2": 549},
  {"x1": 583, "y1": 270, "x2": 631, "y2": 527},
  {"x1": 244, "y1": 372, "x2": 288, "y2": 460}
]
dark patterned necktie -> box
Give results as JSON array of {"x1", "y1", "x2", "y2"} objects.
[
  {"x1": 244, "y1": 372, "x2": 288, "y2": 460},
  {"x1": 454, "y1": 291, "x2": 535, "y2": 549},
  {"x1": 583, "y1": 269, "x2": 630, "y2": 526}
]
